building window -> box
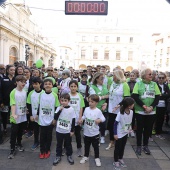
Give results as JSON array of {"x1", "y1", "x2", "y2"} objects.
[
  {"x1": 65, "y1": 49, "x2": 67, "y2": 54},
  {"x1": 82, "y1": 36, "x2": 86, "y2": 42},
  {"x1": 130, "y1": 37, "x2": 133, "y2": 43},
  {"x1": 160, "y1": 59, "x2": 162, "y2": 67},
  {"x1": 60, "y1": 55, "x2": 62, "y2": 59},
  {"x1": 116, "y1": 51, "x2": 121, "y2": 60},
  {"x1": 94, "y1": 36, "x2": 98, "y2": 42},
  {"x1": 167, "y1": 47, "x2": 170, "y2": 54},
  {"x1": 106, "y1": 36, "x2": 109, "y2": 42},
  {"x1": 65, "y1": 55, "x2": 69, "y2": 60},
  {"x1": 117, "y1": 37, "x2": 120, "y2": 42},
  {"x1": 128, "y1": 51, "x2": 133, "y2": 61},
  {"x1": 160, "y1": 49, "x2": 163, "y2": 54},
  {"x1": 104, "y1": 50, "x2": 109, "y2": 60},
  {"x1": 166, "y1": 58, "x2": 169, "y2": 67},
  {"x1": 93, "y1": 50, "x2": 98, "y2": 59},
  {"x1": 81, "y1": 49, "x2": 86, "y2": 59}
]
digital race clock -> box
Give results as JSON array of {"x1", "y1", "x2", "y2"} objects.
[{"x1": 65, "y1": 1, "x2": 108, "y2": 15}]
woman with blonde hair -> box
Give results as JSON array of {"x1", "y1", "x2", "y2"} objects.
[{"x1": 106, "y1": 69, "x2": 130, "y2": 150}]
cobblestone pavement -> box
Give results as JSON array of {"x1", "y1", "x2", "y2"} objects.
[{"x1": 1, "y1": 125, "x2": 170, "y2": 170}]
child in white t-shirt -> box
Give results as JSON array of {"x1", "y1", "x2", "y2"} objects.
[
  {"x1": 79, "y1": 94, "x2": 105, "y2": 167},
  {"x1": 113, "y1": 97, "x2": 135, "y2": 169},
  {"x1": 53, "y1": 93, "x2": 76, "y2": 166}
]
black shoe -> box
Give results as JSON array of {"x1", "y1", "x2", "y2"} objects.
[
  {"x1": 143, "y1": 146, "x2": 151, "y2": 155},
  {"x1": 67, "y1": 156, "x2": 74, "y2": 165},
  {"x1": 53, "y1": 156, "x2": 61, "y2": 166},
  {"x1": 136, "y1": 146, "x2": 141, "y2": 155},
  {"x1": 8, "y1": 149, "x2": 15, "y2": 159},
  {"x1": 17, "y1": 144, "x2": 25, "y2": 152}
]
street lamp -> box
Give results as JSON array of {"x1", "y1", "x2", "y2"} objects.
[{"x1": 25, "y1": 44, "x2": 31, "y2": 66}]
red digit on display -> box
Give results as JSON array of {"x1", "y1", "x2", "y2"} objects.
[
  {"x1": 74, "y1": 3, "x2": 79, "y2": 12},
  {"x1": 81, "y1": 3, "x2": 86, "y2": 12},
  {"x1": 100, "y1": 3, "x2": 105, "y2": 12},
  {"x1": 67, "y1": 3, "x2": 72, "y2": 12},
  {"x1": 87, "y1": 3, "x2": 92, "y2": 12},
  {"x1": 93, "y1": 3, "x2": 98, "y2": 12}
]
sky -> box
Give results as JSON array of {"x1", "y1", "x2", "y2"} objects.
[{"x1": 10, "y1": 0, "x2": 170, "y2": 44}]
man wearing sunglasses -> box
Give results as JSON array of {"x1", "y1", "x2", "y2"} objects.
[{"x1": 45, "y1": 67, "x2": 54, "y2": 78}]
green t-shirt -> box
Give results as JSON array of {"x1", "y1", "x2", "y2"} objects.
[{"x1": 133, "y1": 80, "x2": 161, "y2": 115}]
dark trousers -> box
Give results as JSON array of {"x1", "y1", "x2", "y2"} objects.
[
  {"x1": 0, "y1": 118, "x2": 3, "y2": 141},
  {"x1": 26, "y1": 114, "x2": 33, "y2": 132},
  {"x1": 75, "y1": 125, "x2": 82, "y2": 148},
  {"x1": 136, "y1": 114, "x2": 156, "y2": 146},
  {"x1": 131, "y1": 109, "x2": 136, "y2": 130},
  {"x1": 33, "y1": 122, "x2": 39, "y2": 144},
  {"x1": 114, "y1": 135, "x2": 127, "y2": 162},
  {"x1": 84, "y1": 134, "x2": 100, "y2": 158},
  {"x1": 56, "y1": 132, "x2": 72, "y2": 156},
  {"x1": 10, "y1": 122, "x2": 26, "y2": 150},
  {"x1": 107, "y1": 113, "x2": 117, "y2": 141},
  {"x1": 99, "y1": 112, "x2": 107, "y2": 137},
  {"x1": 155, "y1": 107, "x2": 166, "y2": 134},
  {"x1": 40, "y1": 125, "x2": 53, "y2": 153},
  {"x1": 1, "y1": 112, "x2": 9, "y2": 130}
]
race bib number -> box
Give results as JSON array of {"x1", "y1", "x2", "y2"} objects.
[
  {"x1": 124, "y1": 124, "x2": 131, "y2": 133},
  {"x1": 57, "y1": 118, "x2": 70, "y2": 130},
  {"x1": 85, "y1": 118, "x2": 95, "y2": 129},
  {"x1": 42, "y1": 108, "x2": 52, "y2": 116},
  {"x1": 18, "y1": 106, "x2": 26, "y2": 115},
  {"x1": 142, "y1": 91, "x2": 155, "y2": 99}
]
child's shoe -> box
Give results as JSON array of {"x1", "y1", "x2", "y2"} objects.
[
  {"x1": 31, "y1": 142, "x2": 39, "y2": 151},
  {"x1": 8, "y1": 149, "x2": 15, "y2": 159},
  {"x1": 39, "y1": 153, "x2": 45, "y2": 159},
  {"x1": 67, "y1": 156, "x2": 74, "y2": 165},
  {"x1": 80, "y1": 156, "x2": 89, "y2": 164},
  {"x1": 100, "y1": 136, "x2": 105, "y2": 144},
  {"x1": 77, "y1": 148, "x2": 83, "y2": 157},
  {"x1": 17, "y1": 144, "x2": 25, "y2": 152},
  {"x1": 95, "y1": 158, "x2": 101, "y2": 167},
  {"x1": 53, "y1": 156, "x2": 61, "y2": 165},
  {"x1": 105, "y1": 142, "x2": 114, "y2": 150},
  {"x1": 44, "y1": 151, "x2": 50, "y2": 158},
  {"x1": 119, "y1": 159, "x2": 127, "y2": 167},
  {"x1": 113, "y1": 162, "x2": 121, "y2": 170}
]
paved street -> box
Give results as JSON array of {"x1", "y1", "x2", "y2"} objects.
[{"x1": 1, "y1": 126, "x2": 170, "y2": 170}]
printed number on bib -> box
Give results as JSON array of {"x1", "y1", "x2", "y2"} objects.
[
  {"x1": 57, "y1": 118, "x2": 70, "y2": 130},
  {"x1": 144, "y1": 91, "x2": 155, "y2": 98},
  {"x1": 18, "y1": 106, "x2": 26, "y2": 115},
  {"x1": 42, "y1": 108, "x2": 52, "y2": 116},
  {"x1": 85, "y1": 118, "x2": 95, "y2": 128}
]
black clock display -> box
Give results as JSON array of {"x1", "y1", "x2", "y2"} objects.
[{"x1": 65, "y1": 1, "x2": 108, "y2": 15}]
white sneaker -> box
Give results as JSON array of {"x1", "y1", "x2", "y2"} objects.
[
  {"x1": 105, "y1": 143, "x2": 114, "y2": 150},
  {"x1": 100, "y1": 137, "x2": 105, "y2": 144},
  {"x1": 80, "y1": 157, "x2": 89, "y2": 164},
  {"x1": 95, "y1": 158, "x2": 101, "y2": 167},
  {"x1": 105, "y1": 130, "x2": 109, "y2": 136},
  {"x1": 130, "y1": 130, "x2": 135, "y2": 138}
]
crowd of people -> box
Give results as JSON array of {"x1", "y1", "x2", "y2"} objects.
[{"x1": 0, "y1": 62, "x2": 170, "y2": 169}]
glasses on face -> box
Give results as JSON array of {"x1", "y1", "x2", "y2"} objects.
[
  {"x1": 158, "y1": 77, "x2": 165, "y2": 80},
  {"x1": 47, "y1": 70, "x2": 53, "y2": 72},
  {"x1": 74, "y1": 72, "x2": 79, "y2": 74},
  {"x1": 79, "y1": 72, "x2": 83, "y2": 74}
]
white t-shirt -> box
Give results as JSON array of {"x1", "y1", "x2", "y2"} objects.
[
  {"x1": 115, "y1": 110, "x2": 133, "y2": 138},
  {"x1": 55, "y1": 106, "x2": 76, "y2": 134},
  {"x1": 82, "y1": 107, "x2": 105, "y2": 137},
  {"x1": 38, "y1": 91, "x2": 60, "y2": 126},
  {"x1": 108, "y1": 82, "x2": 124, "y2": 114},
  {"x1": 10, "y1": 89, "x2": 27, "y2": 124}
]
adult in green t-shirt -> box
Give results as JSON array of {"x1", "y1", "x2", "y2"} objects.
[
  {"x1": 89, "y1": 72, "x2": 109, "y2": 144},
  {"x1": 132, "y1": 68, "x2": 160, "y2": 156}
]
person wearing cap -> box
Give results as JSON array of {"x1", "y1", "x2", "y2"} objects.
[
  {"x1": 89, "y1": 72, "x2": 109, "y2": 144},
  {"x1": 73, "y1": 70, "x2": 80, "y2": 82},
  {"x1": 58, "y1": 70, "x2": 71, "y2": 96},
  {"x1": 78, "y1": 74, "x2": 89, "y2": 108}
]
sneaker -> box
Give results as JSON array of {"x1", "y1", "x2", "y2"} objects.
[
  {"x1": 17, "y1": 144, "x2": 25, "y2": 152},
  {"x1": 31, "y1": 143, "x2": 39, "y2": 151},
  {"x1": 77, "y1": 148, "x2": 83, "y2": 157},
  {"x1": 44, "y1": 151, "x2": 50, "y2": 158},
  {"x1": 130, "y1": 130, "x2": 135, "y2": 138},
  {"x1": 100, "y1": 136, "x2": 105, "y2": 144},
  {"x1": 152, "y1": 129, "x2": 156, "y2": 135},
  {"x1": 39, "y1": 153, "x2": 45, "y2": 159},
  {"x1": 159, "y1": 135, "x2": 165, "y2": 140},
  {"x1": 105, "y1": 130, "x2": 109, "y2": 136},
  {"x1": 113, "y1": 162, "x2": 121, "y2": 170},
  {"x1": 119, "y1": 159, "x2": 127, "y2": 168},
  {"x1": 62, "y1": 148, "x2": 66, "y2": 156},
  {"x1": 53, "y1": 156, "x2": 61, "y2": 165},
  {"x1": 67, "y1": 156, "x2": 74, "y2": 165},
  {"x1": 136, "y1": 146, "x2": 141, "y2": 155},
  {"x1": 8, "y1": 150, "x2": 15, "y2": 159},
  {"x1": 155, "y1": 134, "x2": 159, "y2": 137},
  {"x1": 149, "y1": 137, "x2": 154, "y2": 142},
  {"x1": 25, "y1": 131, "x2": 34, "y2": 138},
  {"x1": 105, "y1": 142, "x2": 114, "y2": 150},
  {"x1": 143, "y1": 146, "x2": 151, "y2": 155},
  {"x1": 80, "y1": 156, "x2": 89, "y2": 164},
  {"x1": 95, "y1": 158, "x2": 101, "y2": 167}
]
